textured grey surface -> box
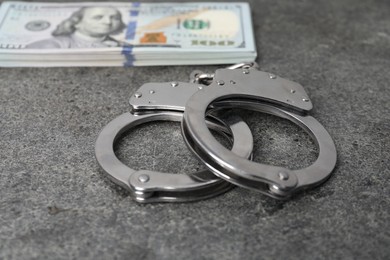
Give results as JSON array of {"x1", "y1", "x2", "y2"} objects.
[{"x1": 1, "y1": 0, "x2": 389, "y2": 259}]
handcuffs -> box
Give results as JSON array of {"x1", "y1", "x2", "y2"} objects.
[{"x1": 95, "y1": 62, "x2": 337, "y2": 203}]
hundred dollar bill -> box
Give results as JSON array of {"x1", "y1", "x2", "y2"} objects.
[{"x1": 0, "y1": 1, "x2": 256, "y2": 67}]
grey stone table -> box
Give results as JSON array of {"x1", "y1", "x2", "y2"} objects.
[{"x1": 1, "y1": 0, "x2": 389, "y2": 259}]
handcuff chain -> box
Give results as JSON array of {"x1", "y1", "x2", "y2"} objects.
[{"x1": 193, "y1": 61, "x2": 259, "y2": 85}]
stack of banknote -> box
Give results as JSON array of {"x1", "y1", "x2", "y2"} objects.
[{"x1": 0, "y1": 1, "x2": 256, "y2": 67}]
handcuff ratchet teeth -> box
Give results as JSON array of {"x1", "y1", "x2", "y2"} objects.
[
  {"x1": 95, "y1": 78, "x2": 254, "y2": 203},
  {"x1": 182, "y1": 64, "x2": 337, "y2": 199}
]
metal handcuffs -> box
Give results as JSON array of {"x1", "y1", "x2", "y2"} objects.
[
  {"x1": 95, "y1": 78, "x2": 254, "y2": 203},
  {"x1": 95, "y1": 62, "x2": 337, "y2": 202}
]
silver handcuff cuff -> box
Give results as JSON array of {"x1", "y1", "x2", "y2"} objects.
[
  {"x1": 95, "y1": 73, "x2": 254, "y2": 203},
  {"x1": 95, "y1": 62, "x2": 337, "y2": 202}
]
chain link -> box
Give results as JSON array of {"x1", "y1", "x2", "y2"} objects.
[{"x1": 191, "y1": 61, "x2": 259, "y2": 85}]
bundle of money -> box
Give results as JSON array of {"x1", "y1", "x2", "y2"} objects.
[{"x1": 0, "y1": 1, "x2": 256, "y2": 67}]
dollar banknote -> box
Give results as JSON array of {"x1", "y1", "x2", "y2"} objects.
[{"x1": 0, "y1": 1, "x2": 256, "y2": 67}]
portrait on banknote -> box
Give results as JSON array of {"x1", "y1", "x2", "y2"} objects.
[{"x1": 26, "y1": 7, "x2": 127, "y2": 49}]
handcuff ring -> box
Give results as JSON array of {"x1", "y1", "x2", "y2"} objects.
[
  {"x1": 182, "y1": 66, "x2": 337, "y2": 199},
  {"x1": 95, "y1": 81, "x2": 253, "y2": 203}
]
